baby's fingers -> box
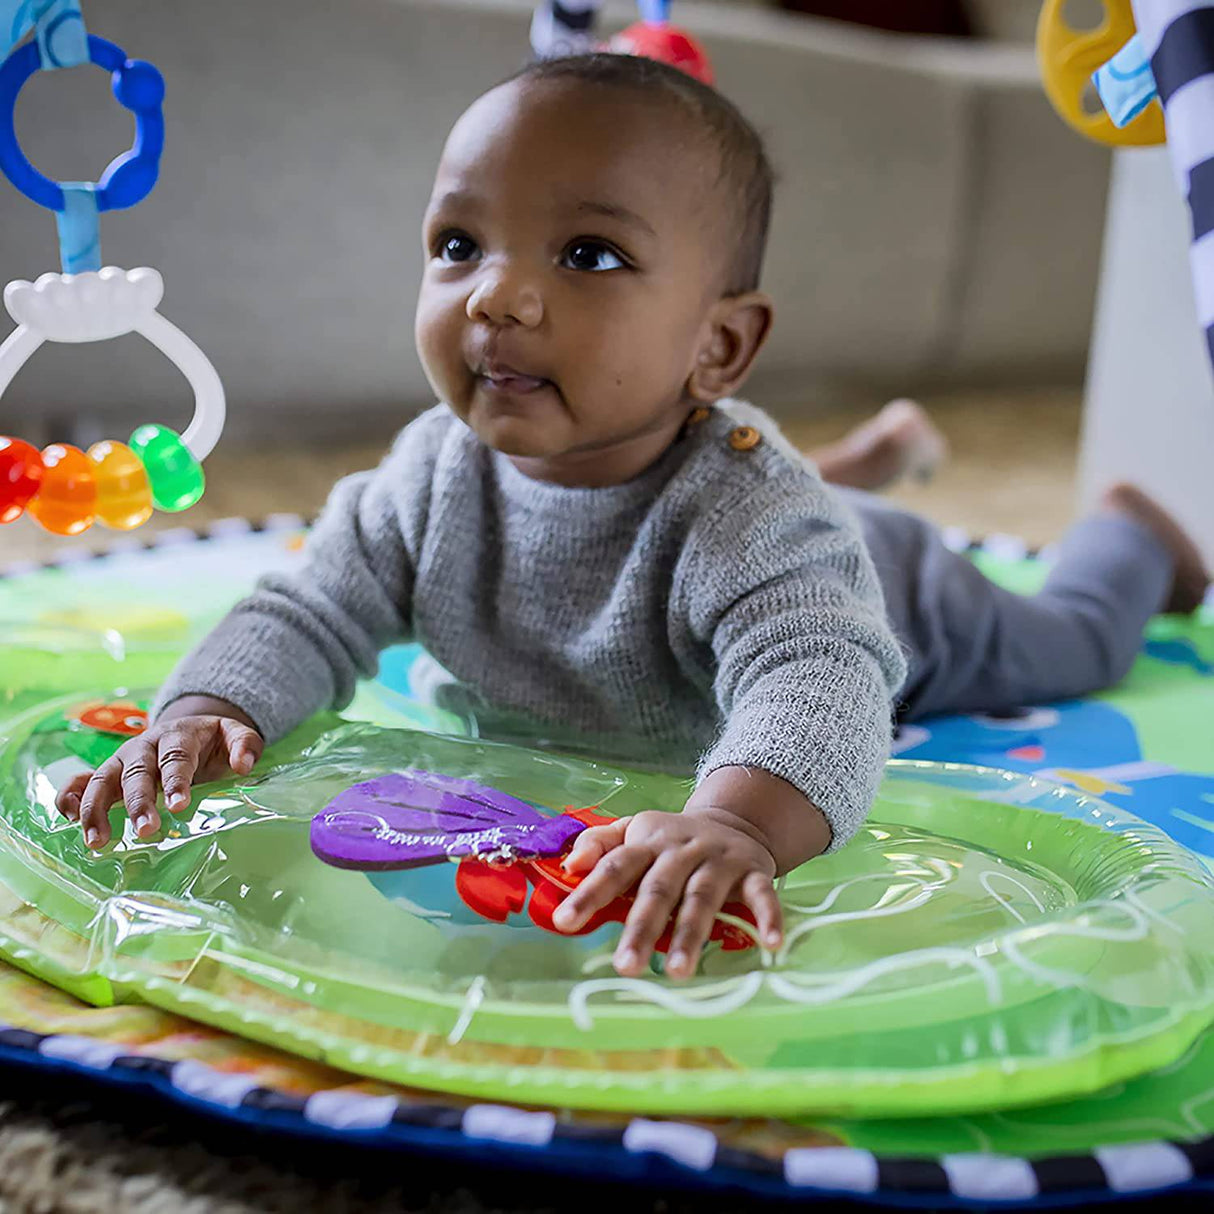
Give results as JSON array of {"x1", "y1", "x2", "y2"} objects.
[
  {"x1": 220, "y1": 718, "x2": 263, "y2": 777},
  {"x1": 157, "y1": 729, "x2": 204, "y2": 815},
  {"x1": 551, "y1": 844, "x2": 650, "y2": 934},
  {"x1": 55, "y1": 772, "x2": 91, "y2": 822},
  {"x1": 78, "y1": 755, "x2": 132, "y2": 849},
  {"x1": 664, "y1": 869, "x2": 736, "y2": 981},
  {"x1": 119, "y1": 742, "x2": 163, "y2": 839},
  {"x1": 561, "y1": 820, "x2": 628, "y2": 876},
  {"x1": 741, "y1": 870, "x2": 783, "y2": 951},
  {"x1": 614, "y1": 853, "x2": 699, "y2": 976}
]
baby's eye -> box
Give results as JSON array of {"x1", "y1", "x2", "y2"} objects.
[
  {"x1": 561, "y1": 240, "x2": 626, "y2": 273},
  {"x1": 436, "y1": 232, "x2": 480, "y2": 264}
]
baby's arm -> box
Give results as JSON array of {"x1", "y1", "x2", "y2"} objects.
[
  {"x1": 555, "y1": 476, "x2": 907, "y2": 977},
  {"x1": 56, "y1": 417, "x2": 439, "y2": 845},
  {"x1": 148, "y1": 460, "x2": 417, "y2": 743}
]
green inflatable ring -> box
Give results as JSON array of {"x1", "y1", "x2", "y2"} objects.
[{"x1": 2, "y1": 688, "x2": 1214, "y2": 1120}]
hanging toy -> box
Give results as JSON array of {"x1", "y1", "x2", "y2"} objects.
[
  {"x1": 531, "y1": 0, "x2": 715, "y2": 86},
  {"x1": 610, "y1": 0, "x2": 714, "y2": 85},
  {"x1": 0, "y1": 1, "x2": 224, "y2": 535},
  {"x1": 530, "y1": 0, "x2": 602, "y2": 59},
  {"x1": 1036, "y1": 0, "x2": 1164, "y2": 146},
  {"x1": 1037, "y1": 0, "x2": 1214, "y2": 367}
]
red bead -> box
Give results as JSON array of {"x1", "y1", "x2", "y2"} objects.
[{"x1": 0, "y1": 436, "x2": 44, "y2": 524}]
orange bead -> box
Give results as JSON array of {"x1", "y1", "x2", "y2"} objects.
[
  {"x1": 88, "y1": 439, "x2": 153, "y2": 530},
  {"x1": 27, "y1": 444, "x2": 96, "y2": 535}
]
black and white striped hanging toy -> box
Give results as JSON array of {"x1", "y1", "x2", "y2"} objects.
[{"x1": 1039, "y1": 0, "x2": 1214, "y2": 365}]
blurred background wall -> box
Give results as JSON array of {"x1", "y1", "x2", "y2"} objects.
[{"x1": 0, "y1": 0, "x2": 1108, "y2": 446}]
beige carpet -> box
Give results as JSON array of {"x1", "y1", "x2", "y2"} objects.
[{"x1": 851, "y1": 388, "x2": 1082, "y2": 548}]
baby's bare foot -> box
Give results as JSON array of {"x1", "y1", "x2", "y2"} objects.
[
  {"x1": 1101, "y1": 483, "x2": 1210, "y2": 614},
  {"x1": 813, "y1": 399, "x2": 949, "y2": 492}
]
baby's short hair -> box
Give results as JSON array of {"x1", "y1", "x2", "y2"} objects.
[{"x1": 512, "y1": 53, "x2": 773, "y2": 295}]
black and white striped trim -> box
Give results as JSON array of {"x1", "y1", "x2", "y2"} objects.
[
  {"x1": 1131, "y1": 1, "x2": 1214, "y2": 364},
  {"x1": 0, "y1": 1021, "x2": 1203, "y2": 1204},
  {"x1": 2, "y1": 517, "x2": 1027, "y2": 583}
]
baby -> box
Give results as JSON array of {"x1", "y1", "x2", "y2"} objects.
[{"x1": 57, "y1": 53, "x2": 1207, "y2": 980}]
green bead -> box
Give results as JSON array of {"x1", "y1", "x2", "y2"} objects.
[{"x1": 128, "y1": 424, "x2": 205, "y2": 513}]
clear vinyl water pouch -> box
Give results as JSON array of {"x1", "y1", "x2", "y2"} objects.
[{"x1": 2, "y1": 690, "x2": 1214, "y2": 1119}]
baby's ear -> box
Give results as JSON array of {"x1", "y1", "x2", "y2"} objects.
[{"x1": 686, "y1": 292, "x2": 774, "y2": 403}]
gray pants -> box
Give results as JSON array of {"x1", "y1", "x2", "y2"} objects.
[{"x1": 846, "y1": 491, "x2": 1174, "y2": 721}]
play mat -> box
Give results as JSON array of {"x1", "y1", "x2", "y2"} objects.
[{"x1": 2, "y1": 521, "x2": 1214, "y2": 1207}]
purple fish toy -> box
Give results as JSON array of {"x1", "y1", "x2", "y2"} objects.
[{"x1": 310, "y1": 770, "x2": 586, "y2": 871}]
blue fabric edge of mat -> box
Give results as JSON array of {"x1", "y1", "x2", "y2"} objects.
[{"x1": 0, "y1": 1031, "x2": 1211, "y2": 1210}]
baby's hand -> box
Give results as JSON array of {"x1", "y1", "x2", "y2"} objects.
[
  {"x1": 55, "y1": 705, "x2": 263, "y2": 850},
  {"x1": 552, "y1": 806, "x2": 782, "y2": 980}
]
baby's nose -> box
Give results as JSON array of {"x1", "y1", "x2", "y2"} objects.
[{"x1": 465, "y1": 263, "x2": 543, "y2": 328}]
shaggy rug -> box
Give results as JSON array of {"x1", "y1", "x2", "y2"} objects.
[
  {"x1": 0, "y1": 1067, "x2": 675, "y2": 1214},
  {"x1": 0, "y1": 1061, "x2": 1205, "y2": 1214}
]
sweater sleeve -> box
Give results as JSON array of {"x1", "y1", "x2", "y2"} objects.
[
  {"x1": 151, "y1": 412, "x2": 446, "y2": 741},
  {"x1": 679, "y1": 476, "x2": 908, "y2": 852}
]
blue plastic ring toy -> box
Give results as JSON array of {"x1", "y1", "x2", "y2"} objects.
[{"x1": 0, "y1": 34, "x2": 164, "y2": 212}]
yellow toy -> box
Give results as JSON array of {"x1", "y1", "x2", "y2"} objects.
[{"x1": 1037, "y1": 0, "x2": 1165, "y2": 146}]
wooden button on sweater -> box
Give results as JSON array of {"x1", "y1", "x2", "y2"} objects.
[{"x1": 728, "y1": 426, "x2": 761, "y2": 451}]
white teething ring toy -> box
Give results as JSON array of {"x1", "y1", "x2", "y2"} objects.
[{"x1": 0, "y1": 266, "x2": 225, "y2": 462}]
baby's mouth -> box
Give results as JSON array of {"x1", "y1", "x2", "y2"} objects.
[{"x1": 475, "y1": 362, "x2": 552, "y2": 397}]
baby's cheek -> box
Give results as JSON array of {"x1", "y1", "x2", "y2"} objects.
[
  {"x1": 415, "y1": 300, "x2": 466, "y2": 403},
  {"x1": 577, "y1": 331, "x2": 653, "y2": 404},
  {"x1": 593, "y1": 348, "x2": 685, "y2": 423}
]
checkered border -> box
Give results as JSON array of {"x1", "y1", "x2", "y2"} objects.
[
  {"x1": 0, "y1": 515, "x2": 1034, "y2": 583},
  {"x1": 3, "y1": 1024, "x2": 1211, "y2": 1206},
  {"x1": 0, "y1": 513, "x2": 310, "y2": 581}
]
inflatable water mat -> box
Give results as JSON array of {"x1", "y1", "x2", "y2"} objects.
[
  {"x1": 1, "y1": 689, "x2": 1214, "y2": 1122},
  {"x1": 4, "y1": 531, "x2": 1214, "y2": 1202}
]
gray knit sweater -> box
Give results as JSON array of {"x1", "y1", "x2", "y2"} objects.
[{"x1": 154, "y1": 401, "x2": 907, "y2": 849}]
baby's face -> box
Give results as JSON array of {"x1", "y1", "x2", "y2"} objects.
[{"x1": 415, "y1": 78, "x2": 729, "y2": 475}]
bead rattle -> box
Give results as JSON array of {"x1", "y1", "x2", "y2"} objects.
[{"x1": 0, "y1": 1, "x2": 224, "y2": 535}]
